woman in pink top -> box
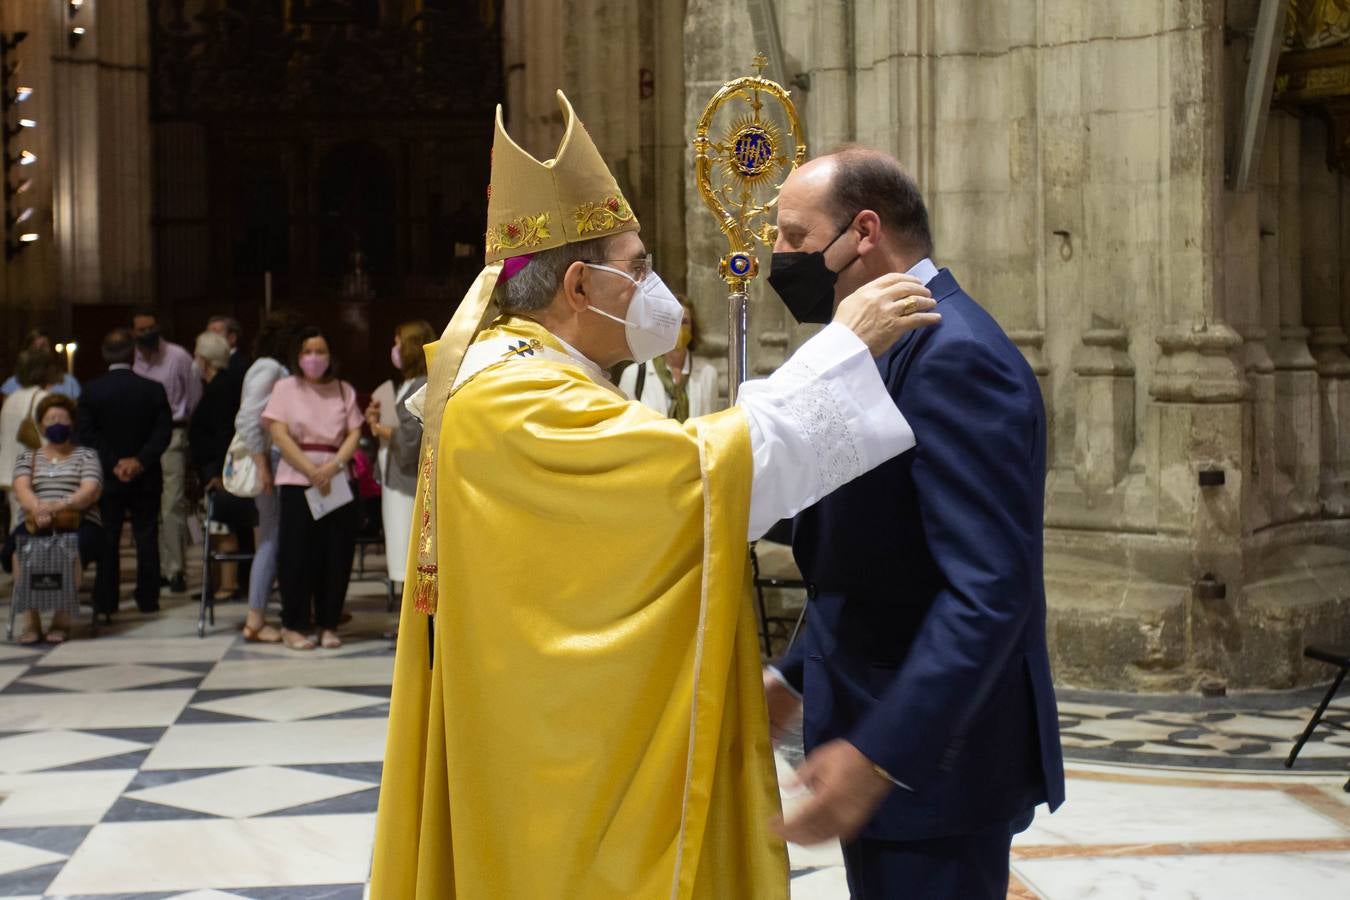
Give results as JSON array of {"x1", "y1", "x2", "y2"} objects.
[{"x1": 262, "y1": 327, "x2": 363, "y2": 651}]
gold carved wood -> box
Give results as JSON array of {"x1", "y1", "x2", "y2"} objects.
[
  {"x1": 1287, "y1": 0, "x2": 1350, "y2": 50},
  {"x1": 1278, "y1": 4, "x2": 1350, "y2": 174}
]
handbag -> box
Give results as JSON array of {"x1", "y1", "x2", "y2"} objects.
[
  {"x1": 12, "y1": 531, "x2": 81, "y2": 616},
  {"x1": 24, "y1": 508, "x2": 83, "y2": 534},
  {"x1": 222, "y1": 431, "x2": 262, "y2": 498},
  {"x1": 16, "y1": 391, "x2": 40, "y2": 450}
]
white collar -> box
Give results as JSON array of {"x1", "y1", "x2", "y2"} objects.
[
  {"x1": 906, "y1": 257, "x2": 939, "y2": 286},
  {"x1": 551, "y1": 333, "x2": 611, "y2": 386},
  {"x1": 109, "y1": 363, "x2": 132, "y2": 371}
]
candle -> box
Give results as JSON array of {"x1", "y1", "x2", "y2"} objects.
[{"x1": 66, "y1": 342, "x2": 76, "y2": 375}]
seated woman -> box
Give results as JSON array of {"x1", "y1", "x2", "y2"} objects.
[
  {"x1": 189, "y1": 330, "x2": 254, "y2": 602},
  {"x1": 2, "y1": 394, "x2": 104, "y2": 644}
]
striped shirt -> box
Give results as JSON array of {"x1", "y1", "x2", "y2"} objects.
[{"x1": 13, "y1": 446, "x2": 103, "y2": 527}]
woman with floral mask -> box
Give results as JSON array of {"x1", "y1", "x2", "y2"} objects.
[
  {"x1": 2, "y1": 394, "x2": 104, "y2": 644},
  {"x1": 617, "y1": 298, "x2": 718, "y2": 421},
  {"x1": 262, "y1": 327, "x2": 364, "y2": 651}
]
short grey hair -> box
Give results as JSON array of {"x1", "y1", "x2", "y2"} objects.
[
  {"x1": 495, "y1": 236, "x2": 612, "y2": 313},
  {"x1": 194, "y1": 330, "x2": 231, "y2": 371}
]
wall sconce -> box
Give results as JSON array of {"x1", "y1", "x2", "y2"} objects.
[
  {"x1": 13, "y1": 207, "x2": 32, "y2": 226},
  {"x1": 6, "y1": 231, "x2": 38, "y2": 259},
  {"x1": 69, "y1": 0, "x2": 85, "y2": 13},
  {"x1": 13, "y1": 85, "x2": 32, "y2": 104},
  {"x1": 69, "y1": 27, "x2": 86, "y2": 49},
  {"x1": 4, "y1": 117, "x2": 33, "y2": 141},
  {"x1": 15, "y1": 149, "x2": 36, "y2": 166}
]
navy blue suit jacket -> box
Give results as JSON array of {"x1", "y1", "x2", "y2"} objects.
[{"x1": 776, "y1": 268, "x2": 1065, "y2": 842}]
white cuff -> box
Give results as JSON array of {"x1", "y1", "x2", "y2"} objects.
[{"x1": 765, "y1": 665, "x2": 802, "y2": 701}]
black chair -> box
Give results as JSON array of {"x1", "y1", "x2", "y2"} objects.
[
  {"x1": 197, "y1": 490, "x2": 255, "y2": 638},
  {"x1": 1285, "y1": 644, "x2": 1350, "y2": 792},
  {"x1": 351, "y1": 490, "x2": 397, "y2": 613},
  {"x1": 750, "y1": 520, "x2": 808, "y2": 659}
]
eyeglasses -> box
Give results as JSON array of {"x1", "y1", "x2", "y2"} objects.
[{"x1": 588, "y1": 252, "x2": 653, "y2": 283}]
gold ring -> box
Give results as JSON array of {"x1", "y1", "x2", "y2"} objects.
[{"x1": 900, "y1": 299, "x2": 917, "y2": 317}]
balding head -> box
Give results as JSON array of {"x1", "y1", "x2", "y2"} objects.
[{"x1": 821, "y1": 146, "x2": 933, "y2": 258}]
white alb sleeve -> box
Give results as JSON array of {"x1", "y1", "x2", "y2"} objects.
[{"x1": 737, "y1": 323, "x2": 916, "y2": 541}]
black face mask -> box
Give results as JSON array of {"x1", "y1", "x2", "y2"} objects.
[
  {"x1": 44, "y1": 423, "x2": 72, "y2": 445},
  {"x1": 768, "y1": 225, "x2": 858, "y2": 325},
  {"x1": 136, "y1": 328, "x2": 161, "y2": 350}
]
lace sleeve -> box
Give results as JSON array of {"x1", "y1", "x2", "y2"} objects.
[{"x1": 737, "y1": 323, "x2": 916, "y2": 540}]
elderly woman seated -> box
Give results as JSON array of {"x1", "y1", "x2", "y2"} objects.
[{"x1": 1, "y1": 394, "x2": 103, "y2": 644}]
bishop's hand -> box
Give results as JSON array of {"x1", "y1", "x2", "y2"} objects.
[{"x1": 832, "y1": 273, "x2": 940, "y2": 357}]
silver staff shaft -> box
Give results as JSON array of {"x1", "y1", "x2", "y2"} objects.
[{"x1": 727, "y1": 290, "x2": 749, "y2": 404}]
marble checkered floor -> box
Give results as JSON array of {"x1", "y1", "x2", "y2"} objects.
[{"x1": 2, "y1": 572, "x2": 1350, "y2": 898}]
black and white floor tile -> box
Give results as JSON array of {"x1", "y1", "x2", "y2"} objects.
[{"x1": 2, "y1": 563, "x2": 1349, "y2": 898}]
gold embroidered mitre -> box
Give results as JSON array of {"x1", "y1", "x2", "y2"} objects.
[
  {"x1": 485, "y1": 90, "x2": 639, "y2": 263},
  {"x1": 408, "y1": 91, "x2": 639, "y2": 616}
]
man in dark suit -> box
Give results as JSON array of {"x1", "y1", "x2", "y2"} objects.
[
  {"x1": 764, "y1": 146, "x2": 1064, "y2": 899},
  {"x1": 78, "y1": 328, "x2": 174, "y2": 614}
]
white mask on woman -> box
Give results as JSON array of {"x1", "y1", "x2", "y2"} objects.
[{"x1": 584, "y1": 264, "x2": 684, "y2": 364}]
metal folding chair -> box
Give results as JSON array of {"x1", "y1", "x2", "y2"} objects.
[
  {"x1": 1285, "y1": 644, "x2": 1350, "y2": 792},
  {"x1": 352, "y1": 496, "x2": 397, "y2": 613},
  {"x1": 750, "y1": 522, "x2": 807, "y2": 659},
  {"x1": 198, "y1": 490, "x2": 255, "y2": 638}
]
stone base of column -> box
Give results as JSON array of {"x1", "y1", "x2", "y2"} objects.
[{"x1": 1045, "y1": 524, "x2": 1350, "y2": 691}]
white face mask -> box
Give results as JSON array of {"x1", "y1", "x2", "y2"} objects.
[{"x1": 584, "y1": 263, "x2": 684, "y2": 364}]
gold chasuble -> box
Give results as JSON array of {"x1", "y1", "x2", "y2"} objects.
[{"x1": 370, "y1": 316, "x2": 788, "y2": 898}]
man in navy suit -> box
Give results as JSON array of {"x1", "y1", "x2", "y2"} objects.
[
  {"x1": 764, "y1": 146, "x2": 1064, "y2": 898},
  {"x1": 79, "y1": 328, "x2": 174, "y2": 615}
]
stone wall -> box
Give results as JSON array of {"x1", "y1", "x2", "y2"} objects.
[{"x1": 680, "y1": 0, "x2": 1350, "y2": 691}]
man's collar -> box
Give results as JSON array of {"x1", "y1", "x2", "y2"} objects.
[
  {"x1": 905, "y1": 257, "x2": 939, "y2": 286},
  {"x1": 108, "y1": 363, "x2": 131, "y2": 371}
]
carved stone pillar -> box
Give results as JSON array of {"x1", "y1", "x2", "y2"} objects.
[
  {"x1": 1267, "y1": 115, "x2": 1322, "y2": 521},
  {"x1": 683, "y1": 0, "x2": 795, "y2": 393},
  {"x1": 1301, "y1": 118, "x2": 1350, "y2": 515},
  {"x1": 501, "y1": 0, "x2": 565, "y2": 157},
  {"x1": 1072, "y1": 328, "x2": 1135, "y2": 496}
]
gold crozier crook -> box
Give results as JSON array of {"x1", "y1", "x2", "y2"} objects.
[{"x1": 692, "y1": 52, "x2": 807, "y2": 403}]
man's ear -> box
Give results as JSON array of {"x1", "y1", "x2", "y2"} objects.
[
  {"x1": 855, "y1": 210, "x2": 883, "y2": 258},
  {"x1": 560, "y1": 261, "x2": 590, "y2": 313}
]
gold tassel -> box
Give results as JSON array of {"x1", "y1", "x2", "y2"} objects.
[{"x1": 413, "y1": 565, "x2": 438, "y2": 615}]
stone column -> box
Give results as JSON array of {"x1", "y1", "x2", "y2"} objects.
[
  {"x1": 684, "y1": 0, "x2": 793, "y2": 394},
  {"x1": 563, "y1": 0, "x2": 641, "y2": 200},
  {"x1": 501, "y1": 0, "x2": 565, "y2": 158},
  {"x1": 53, "y1": 0, "x2": 154, "y2": 306},
  {"x1": 1267, "y1": 115, "x2": 1322, "y2": 521},
  {"x1": 644, "y1": 0, "x2": 689, "y2": 295},
  {"x1": 1300, "y1": 120, "x2": 1350, "y2": 515},
  {"x1": 1147, "y1": 0, "x2": 1249, "y2": 681}
]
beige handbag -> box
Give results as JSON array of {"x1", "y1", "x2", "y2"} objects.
[{"x1": 16, "y1": 391, "x2": 40, "y2": 450}]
